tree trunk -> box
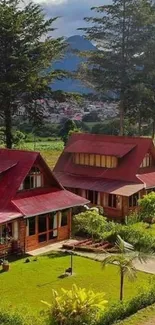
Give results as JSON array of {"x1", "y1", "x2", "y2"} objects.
[
  {"x1": 138, "y1": 110, "x2": 142, "y2": 136},
  {"x1": 152, "y1": 119, "x2": 155, "y2": 139},
  {"x1": 4, "y1": 104, "x2": 12, "y2": 148},
  {"x1": 120, "y1": 270, "x2": 124, "y2": 301},
  {"x1": 119, "y1": 0, "x2": 126, "y2": 137},
  {"x1": 119, "y1": 99, "x2": 124, "y2": 136}
]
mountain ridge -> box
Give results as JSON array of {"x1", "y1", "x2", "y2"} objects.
[{"x1": 51, "y1": 35, "x2": 96, "y2": 94}]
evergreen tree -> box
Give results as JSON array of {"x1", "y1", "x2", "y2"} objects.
[
  {"x1": 0, "y1": 0, "x2": 66, "y2": 148},
  {"x1": 78, "y1": 0, "x2": 155, "y2": 135}
]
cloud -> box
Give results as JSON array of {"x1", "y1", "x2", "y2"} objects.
[{"x1": 35, "y1": 0, "x2": 110, "y2": 38}]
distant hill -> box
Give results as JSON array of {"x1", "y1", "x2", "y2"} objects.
[{"x1": 51, "y1": 35, "x2": 96, "y2": 94}]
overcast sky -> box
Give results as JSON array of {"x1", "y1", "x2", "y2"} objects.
[{"x1": 33, "y1": 0, "x2": 110, "y2": 38}]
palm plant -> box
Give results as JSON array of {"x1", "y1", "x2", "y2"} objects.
[{"x1": 102, "y1": 236, "x2": 139, "y2": 301}]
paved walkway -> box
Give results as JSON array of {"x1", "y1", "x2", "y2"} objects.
[{"x1": 28, "y1": 240, "x2": 155, "y2": 274}]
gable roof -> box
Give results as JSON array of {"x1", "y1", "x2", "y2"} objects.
[
  {"x1": 0, "y1": 148, "x2": 62, "y2": 211},
  {"x1": 0, "y1": 148, "x2": 89, "y2": 223},
  {"x1": 54, "y1": 133, "x2": 155, "y2": 188},
  {"x1": 65, "y1": 140, "x2": 136, "y2": 157}
]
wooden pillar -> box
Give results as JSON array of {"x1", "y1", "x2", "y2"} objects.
[
  {"x1": 68, "y1": 208, "x2": 72, "y2": 239},
  {"x1": 57, "y1": 211, "x2": 60, "y2": 240},
  {"x1": 19, "y1": 218, "x2": 26, "y2": 252},
  {"x1": 122, "y1": 196, "x2": 128, "y2": 217}
]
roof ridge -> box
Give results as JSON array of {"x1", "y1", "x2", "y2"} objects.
[
  {"x1": 72, "y1": 133, "x2": 153, "y2": 141},
  {"x1": 0, "y1": 148, "x2": 40, "y2": 155}
]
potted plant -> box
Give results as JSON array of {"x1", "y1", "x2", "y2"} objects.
[{"x1": 2, "y1": 259, "x2": 9, "y2": 272}]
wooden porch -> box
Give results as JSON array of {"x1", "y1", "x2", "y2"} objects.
[{"x1": 70, "y1": 188, "x2": 146, "y2": 220}]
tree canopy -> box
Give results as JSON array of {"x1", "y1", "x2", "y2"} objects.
[
  {"x1": 78, "y1": 0, "x2": 155, "y2": 136},
  {"x1": 0, "y1": 0, "x2": 66, "y2": 148}
]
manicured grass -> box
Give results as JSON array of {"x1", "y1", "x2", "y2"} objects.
[
  {"x1": 21, "y1": 140, "x2": 63, "y2": 169},
  {"x1": 23, "y1": 140, "x2": 64, "y2": 152},
  {"x1": 117, "y1": 304, "x2": 155, "y2": 325},
  {"x1": 41, "y1": 150, "x2": 61, "y2": 169},
  {"x1": 0, "y1": 254, "x2": 152, "y2": 312}
]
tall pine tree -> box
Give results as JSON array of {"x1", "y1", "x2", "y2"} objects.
[
  {"x1": 78, "y1": 0, "x2": 155, "y2": 135},
  {"x1": 0, "y1": 0, "x2": 66, "y2": 148}
]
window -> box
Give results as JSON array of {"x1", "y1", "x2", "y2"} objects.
[
  {"x1": 74, "y1": 153, "x2": 118, "y2": 168},
  {"x1": 147, "y1": 188, "x2": 155, "y2": 194},
  {"x1": 19, "y1": 166, "x2": 43, "y2": 190},
  {"x1": 28, "y1": 217, "x2": 36, "y2": 236},
  {"x1": 38, "y1": 234, "x2": 47, "y2": 243},
  {"x1": 140, "y1": 153, "x2": 153, "y2": 168},
  {"x1": 0, "y1": 223, "x2": 12, "y2": 239},
  {"x1": 89, "y1": 154, "x2": 95, "y2": 166},
  {"x1": 35, "y1": 213, "x2": 58, "y2": 243},
  {"x1": 108, "y1": 194, "x2": 117, "y2": 208},
  {"x1": 61, "y1": 210, "x2": 68, "y2": 227},
  {"x1": 38, "y1": 215, "x2": 47, "y2": 233},
  {"x1": 88, "y1": 190, "x2": 94, "y2": 203},
  {"x1": 129, "y1": 193, "x2": 139, "y2": 208},
  {"x1": 87, "y1": 190, "x2": 98, "y2": 204}
]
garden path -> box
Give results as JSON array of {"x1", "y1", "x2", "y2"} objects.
[{"x1": 29, "y1": 240, "x2": 155, "y2": 275}]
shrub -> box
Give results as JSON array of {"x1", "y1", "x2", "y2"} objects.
[
  {"x1": 98, "y1": 284, "x2": 155, "y2": 325},
  {"x1": 139, "y1": 192, "x2": 155, "y2": 223},
  {"x1": 42, "y1": 284, "x2": 107, "y2": 325},
  {"x1": 73, "y1": 210, "x2": 107, "y2": 239},
  {"x1": 0, "y1": 306, "x2": 45, "y2": 325}
]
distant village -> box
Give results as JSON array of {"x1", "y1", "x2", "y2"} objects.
[{"x1": 32, "y1": 99, "x2": 119, "y2": 123}]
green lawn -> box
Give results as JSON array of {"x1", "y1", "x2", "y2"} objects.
[
  {"x1": 0, "y1": 254, "x2": 152, "y2": 312},
  {"x1": 21, "y1": 140, "x2": 63, "y2": 169},
  {"x1": 117, "y1": 304, "x2": 155, "y2": 325}
]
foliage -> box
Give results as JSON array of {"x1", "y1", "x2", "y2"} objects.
[
  {"x1": 42, "y1": 284, "x2": 107, "y2": 325},
  {"x1": 139, "y1": 192, "x2": 155, "y2": 222},
  {"x1": 0, "y1": 305, "x2": 45, "y2": 325},
  {"x1": 91, "y1": 120, "x2": 138, "y2": 136},
  {"x1": 82, "y1": 111, "x2": 100, "y2": 123},
  {"x1": 73, "y1": 210, "x2": 107, "y2": 239},
  {"x1": 13, "y1": 131, "x2": 26, "y2": 148},
  {"x1": 102, "y1": 236, "x2": 137, "y2": 301},
  {"x1": 99, "y1": 283, "x2": 155, "y2": 325},
  {"x1": 124, "y1": 212, "x2": 142, "y2": 226},
  {"x1": 59, "y1": 119, "x2": 81, "y2": 145},
  {"x1": 78, "y1": 0, "x2": 155, "y2": 135},
  {"x1": 0, "y1": 127, "x2": 26, "y2": 148},
  {"x1": 0, "y1": 0, "x2": 66, "y2": 148},
  {"x1": 116, "y1": 303, "x2": 155, "y2": 325}
]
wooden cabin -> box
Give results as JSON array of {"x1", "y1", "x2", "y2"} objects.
[
  {"x1": 54, "y1": 133, "x2": 155, "y2": 221},
  {"x1": 0, "y1": 149, "x2": 88, "y2": 255}
]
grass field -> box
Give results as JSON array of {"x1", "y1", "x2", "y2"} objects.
[
  {"x1": 0, "y1": 254, "x2": 151, "y2": 312},
  {"x1": 117, "y1": 304, "x2": 155, "y2": 325},
  {"x1": 21, "y1": 140, "x2": 63, "y2": 169}
]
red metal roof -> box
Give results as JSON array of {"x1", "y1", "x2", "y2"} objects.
[
  {"x1": 0, "y1": 160, "x2": 18, "y2": 174},
  {"x1": 56, "y1": 172, "x2": 144, "y2": 197},
  {"x1": 0, "y1": 148, "x2": 62, "y2": 211},
  {"x1": 137, "y1": 172, "x2": 155, "y2": 189},
  {"x1": 65, "y1": 140, "x2": 136, "y2": 157},
  {"x1": 0, "y1": 204, "x2": 23, "y2": 224},
  {"x1": 54, "y1": 133, "x2": 154, "y2": 183},
  {"x1": 0, "y1": 149, "x2": 87, "y2": 224},
  {"x1": 12, "y1": 188, "x2": 89, "y2": 217}
]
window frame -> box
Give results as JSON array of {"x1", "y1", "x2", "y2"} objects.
[
  {"x1": 19, "y1": 166, "x2": 43, "y2": 191},
  {"x1": 74, "y1": 153, "x2": 118, "y2": 168},
  {"x1": 108, "y1": 194, "x2": 117, "y2": 208},
  {"x1": 129, "y1": 193, "x2": 139, "y2": 208}
]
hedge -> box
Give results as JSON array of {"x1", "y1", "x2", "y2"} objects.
[
  {"x1": 0, "y1": 306, "x2": 47, "y2": 325},
  {"x1": 98, "y1": 284, "x2": 155, "y2": 325}
]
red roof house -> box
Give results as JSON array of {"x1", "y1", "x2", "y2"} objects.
[
  {"x1": 0, "y1": 148, "x2": 88, "y2": 254},
  {"x1": 54, "y1": 133, "x2": 155, "y2": 220}
]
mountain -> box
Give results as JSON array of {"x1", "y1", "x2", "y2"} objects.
[{"x1": 51, "y1": 35, "x2": 96, "y2": 94}]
